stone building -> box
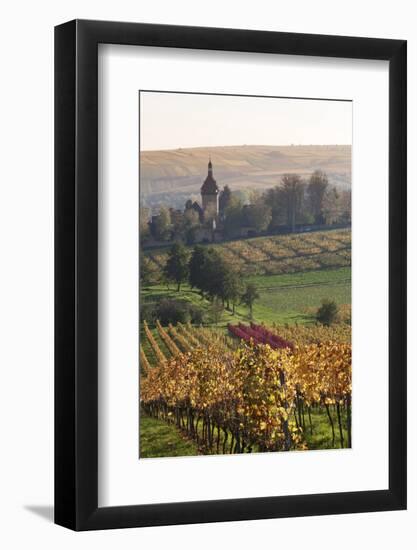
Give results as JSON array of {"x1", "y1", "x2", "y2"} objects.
[{"x1": 200, "y1": 159, "x2": 219, "y2": 223}]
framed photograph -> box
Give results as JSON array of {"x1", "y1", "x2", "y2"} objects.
[{"x1": 55, "y1": 20, "x2": 406, "y2": 530}]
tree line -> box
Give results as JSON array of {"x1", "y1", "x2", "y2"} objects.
[
  {"x1": 223, "y1": 171, "x2": 350, "y2": 237},
  {"x1": 142, "y1": 243, "x2": 259, "y2": 319},
  {"x1": 140, "y1": 170, "x2": 351, "y2": 244}
]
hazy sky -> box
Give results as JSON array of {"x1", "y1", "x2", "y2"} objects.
[{"x1": 140, "y1": 91, "x2": 352, "y2": 151}]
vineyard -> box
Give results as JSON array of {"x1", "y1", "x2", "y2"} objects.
[
  {"x1": 140, "y1": 320, "x2": 351, "y2": 456},
  {"x1": 144, "y1": 228, "x2": 351, "y2": 279},
  {"x1": 228, "y1": 322, "x2": 294, "y2": 350}
]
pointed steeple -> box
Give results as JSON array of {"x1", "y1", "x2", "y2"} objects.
[
  {"x1": 201, "y1": 156, "x2": 219, "y2": 221},
  {"x1": 201, "y1": 157, "x2": 219, "y2": 195},
  {"x1": 208, "y1": 156, "x2": 213, "y2": 176}
]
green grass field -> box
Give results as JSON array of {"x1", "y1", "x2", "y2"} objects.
[
  {"x1": 140, "y1": 414, "x2": 198, "y2": 458},
  {"x1": 303, "y1": 407, "x2": 348, "y2": 450},
  {"x1": 139, "y1": 406, "x2": 348, "y2": 458},
  {"x1": 247, "y1": 267, "x2": 351, "y2": 324},
  {"x1": 141, "y1": 266, "x2": 351, "y2": 326}
]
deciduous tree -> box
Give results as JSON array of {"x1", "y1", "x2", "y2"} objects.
[
  {"x1": 163, "y1": 243, "x2": 189, "y2": 291},
  {"x1": 308, "y1": 170, "x2": 328, "y2": 224},
  {"x1": 219, "y1": 185, "x2": 232, "y2": 214},
  {"x1": 245, "y1": 201, "x2": 272, "y2": 232},
  {"x1": 240, "y1": 283, "x2": 260, "y2": 319},
  {"x1": 281, "y1": 174, "x2": 306, "y2": 232},
  {"x1": 152, "y1": 206, "x2": 172, "y2": 241}
]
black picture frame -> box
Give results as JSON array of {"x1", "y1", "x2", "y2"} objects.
[{"x1": 55, "y1": 19, "x2": 407, "y2": 531}]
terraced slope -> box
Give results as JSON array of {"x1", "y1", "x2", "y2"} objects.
[
  {"x1": 144, "y1": 228, "x2": 351, "y2": 278},
  {"x1": 140, "y1": 144, "x2": 351, "y2": 209}
]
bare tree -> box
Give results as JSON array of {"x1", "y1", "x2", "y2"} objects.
[
  {"x1": 281, "y1": 174, "x2": 306, "y2": 232},
  {"x1": 308, "y1": 170, "x2": 328, "y2": 224}
]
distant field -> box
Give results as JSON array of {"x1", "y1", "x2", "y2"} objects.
[
  {"x1": 140, "y1": 144, "x2": 351, "y2": 209},
  {"x1": 250, "y1": 269, "x2": 351, "y2": 324},
  {"x1": 246, "y1": 267, "x2": 351, "y2": 288},
  {"x1": 141, "y1": 266, "x2": 350, "y2": 326},
  {"x1": 144, "y1": 228, "x2": 351, "y2": 278}
]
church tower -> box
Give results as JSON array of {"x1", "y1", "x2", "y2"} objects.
[{"x1": 201, "y1": 158, "x2": 219, "y2": 222}]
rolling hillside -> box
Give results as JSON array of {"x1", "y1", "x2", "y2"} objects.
[
  {"x1": 144, "y1": 228, "x2": 351, "y2": 278},
  {"x1": 140, "y1": 144, "x2": 351, "y2": 209}
]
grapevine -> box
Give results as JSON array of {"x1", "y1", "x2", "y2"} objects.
[
  {"x1": 143, "y1": 320, "x2": 166, "y2": 364},
  {"x1": 168, "y1": 323, "x2": 193, "y2": 353},
  {"x1": 140, "y1": 345, "x2": 151, "y2": 375},
  {"x1": 140, "y1": 332, "x2": 351, "y2": 453},
  {"x1": 156, "y1": 320, "x2": 181, "y2": 357}
]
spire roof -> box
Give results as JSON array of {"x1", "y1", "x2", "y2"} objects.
[{"x1": 201, "y1": 158, "x2": 219, "y2": 195}]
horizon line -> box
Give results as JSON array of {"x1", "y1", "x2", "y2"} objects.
[{"x1": 140, "y1": 143, "x2": 352, "y2": 153}]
